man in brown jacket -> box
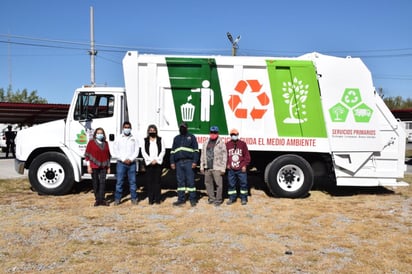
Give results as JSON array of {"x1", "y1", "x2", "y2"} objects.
[{"x1": 200, "y1": 126, "x2": 227, "y2": 206}]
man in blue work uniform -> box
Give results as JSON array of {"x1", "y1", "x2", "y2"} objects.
[{"x1": 170, "y1": 122, "x2": 199, "y2": 207}]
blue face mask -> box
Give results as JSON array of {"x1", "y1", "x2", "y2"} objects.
[
  {"x1": 123, "y1": 128, "x2": 131, "y2": 135},
  {"x1": 96, "y1": 133, "x2": 104, "y2": 141},
  {"x1": 231, "y1": 135, "x2": 238, "y2": 141}
]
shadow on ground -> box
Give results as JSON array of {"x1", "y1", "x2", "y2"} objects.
[
  {"x1": 312, "y1": 176, "x2": 396, "y2": 196},
  {"x1": 54, "y1": 168, "x2": 397, "y2": 201}
]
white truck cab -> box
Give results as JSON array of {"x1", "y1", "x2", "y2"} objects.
[{"x1": 15, "y1": 87, "x2": 126, "y2": 194}]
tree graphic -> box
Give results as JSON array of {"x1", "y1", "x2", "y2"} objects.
[
  {"x1": 332, "y1": 105, "x2": 346, "y2": 121},
  {"x1": 282, "y1": 77, "x2": 309, "y2": 123}
]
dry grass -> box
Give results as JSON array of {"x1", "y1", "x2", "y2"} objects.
[{"x1": 0, "y1": 175, "x2": 411, "y2": 273}]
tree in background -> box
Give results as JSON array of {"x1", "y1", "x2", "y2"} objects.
[
  {"x1": 384, "y1": 96, "x2": 412, "y2": 110},
  {"x1": 378, "y1": 87, "x2": 412, "y2": 110},
  {"x1": 0, "y1": 85, "x2": 47, "y2": 103}
]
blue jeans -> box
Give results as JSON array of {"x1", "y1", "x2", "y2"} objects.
[
  {"x1": 115, "y1": 161, "x2": 137, "y2": 201},
  {"x1": 227, "y1": 169, "x2": 248, "y2": 201},
  {"x1": 176, "y1": 160, "x2": 196, "y2": 202}
]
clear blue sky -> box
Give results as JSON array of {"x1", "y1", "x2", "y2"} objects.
[{"x1": 0, "y1": 0, "x2": 411, "y2": 104}]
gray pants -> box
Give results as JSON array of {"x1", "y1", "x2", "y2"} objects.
[{"x1": 204, "y1": 169, "x2": 223, "y2": 203}]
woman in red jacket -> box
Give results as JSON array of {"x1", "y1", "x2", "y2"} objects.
[{"x1": 85, "y1": 127, "x2": 111, "y2": 206}]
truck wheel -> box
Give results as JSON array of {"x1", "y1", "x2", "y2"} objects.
[
  {"x1": 29, "y1": 152, "x2": 75, "y2": 195},
  {"x1": 266, "y1": 154, "x2": 313, "y2": 198}
]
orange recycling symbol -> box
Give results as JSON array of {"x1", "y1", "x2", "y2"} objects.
[{"x1": 228, "y1": 79, "x2": 270, "y2": 120}]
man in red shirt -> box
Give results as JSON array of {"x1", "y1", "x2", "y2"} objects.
[{"x1": 226, "y1": 128, "x2": 251, "y2": 205}]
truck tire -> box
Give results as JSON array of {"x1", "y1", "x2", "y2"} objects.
[
  {"x1": 266, "y1": 154, "x2": 313, "y2": 198},
  {"x1": 28, "y1": 152, "x2": 75, "y2": 195}
]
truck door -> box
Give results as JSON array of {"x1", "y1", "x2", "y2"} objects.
[
  {"x1": 165, "y1": 57, "x2": 228, "y2": 135},
  {"x1": 266, "y1": 60, "x2": 327, "y2": 138},
  {"x1": 66, "y1": 92, "x2": 121, "y2": 165}
]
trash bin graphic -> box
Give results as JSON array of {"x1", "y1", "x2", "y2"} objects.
[{"x1": 181, "y1": 102, "x2": 195, "y2": 122}]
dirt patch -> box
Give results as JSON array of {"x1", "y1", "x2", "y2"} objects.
[{"x1": 0, "y1": 176, "x2": 411, "y2": 273}]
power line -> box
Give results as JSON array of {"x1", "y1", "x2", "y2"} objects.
[
  {"x1": 2, "y1": 33, "x2": 412, "y2": 58},
  {"x1": 1, "y1": 33, "x2": 412, "y2": 81}
]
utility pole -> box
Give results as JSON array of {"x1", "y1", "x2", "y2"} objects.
[
  {"x1": 226, "y1": 32, "x2": 241, "y2": 56},
  {"x1": 89, "y1": 6, "x2": 97, "y2": 86},
  {"x1": 8, "y1": 32, "x2": 12, "y2": 88}
]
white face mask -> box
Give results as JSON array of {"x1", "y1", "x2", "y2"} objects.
[
  {"x1": 231, "y1": 135, "x2": 238, "y2": 141},
  {"x1": 123, "y1": 128, "x2": 131, "y2": 135},
  {"x1": 96, "y1": 133, "x2": 104, "y2": 141}
]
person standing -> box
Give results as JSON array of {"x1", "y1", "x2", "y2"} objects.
[
  {"x1": 5, "y1": 125, "x2": 16, "y2": 158},
  {"x1": 113, "y1": 121, "x2": 140, "y2": 205},
  {"x1": 170, "y1": 122, "x2": 199, "y2": 207},
  {"x1": 141, "y1": 124, "x2": 165, "y2": 205},
  {"x1": 85, "y1": 127, "x2": 111, "y2": 206},
  {"x1": 226, "y1": 128, "x2": 251, "y2": 205},
  {"x1": 200, "y1": 125, "x2": 227, "y2": 206}
]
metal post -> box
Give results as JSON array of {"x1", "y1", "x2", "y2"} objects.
[{"x1": 89, "y1": 6, "x2": 97, "y2": 86}]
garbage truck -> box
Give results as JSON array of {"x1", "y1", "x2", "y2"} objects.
[{"x1": 14, "y1": 51, "x2": 407, "y2": 198}]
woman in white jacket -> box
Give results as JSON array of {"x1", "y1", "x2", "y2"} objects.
[{"x1": 142, "y1": 124, "x2": 166, "y2": 205}]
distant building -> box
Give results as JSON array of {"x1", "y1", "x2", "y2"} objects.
[
  {"x1": 391, "y1": 109, "x2": 412, "y2": 142},
  {"x1": 391, "y1": 108, "x2": 412, "y2": 121}
]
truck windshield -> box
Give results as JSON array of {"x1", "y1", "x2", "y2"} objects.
[{"x1": 74, "y1": 93, "x2": 114, "y2": 120}]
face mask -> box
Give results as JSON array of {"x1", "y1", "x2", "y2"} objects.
[
  {"x1": 209, "y1": 133, "x2": 218, "y2": 140},
  {"x1": 149, "y1": 132, "x2": 157, "y2": 138},
  {"x1": 231, "y1": 135, "x2": 238, "y2": 141},
  {"x1": 179, "y1": 126, "x2": 188, "y2": 135},
  {"x1": 123, "y1": 128, "x2": 131, "y2": 135},
  {"x1": 96, "y1": 133, "x2": 104, "y2": 141}
]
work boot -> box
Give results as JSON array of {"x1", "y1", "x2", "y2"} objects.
[
  {"x1": 173, "y1": 200, "x2": 185, "y2": 207},
  {"x1": 226, "y1": 199, "x2": 236, "y2": 205}
]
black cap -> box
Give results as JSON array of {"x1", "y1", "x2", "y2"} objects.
[{"x1": 179, "y1": 122, "x2": 188, "y2": 128}]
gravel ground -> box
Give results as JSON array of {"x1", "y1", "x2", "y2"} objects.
[{"x1": 0, "y1": 177, "x2": 411, "y2": 273}]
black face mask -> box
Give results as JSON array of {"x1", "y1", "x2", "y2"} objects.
[
  {"x1": 149, "y1": 132, "x2": 157, "y2": 138},
  {"x1": 179, "y1": 126, "x2": 188, "y2": 135}
]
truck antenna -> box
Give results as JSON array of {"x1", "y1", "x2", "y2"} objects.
[{"x1": 89, "y1": 6, "x2": 97, "y2": 86}]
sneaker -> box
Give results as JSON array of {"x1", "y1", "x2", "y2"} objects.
[
  {"x1": 226, "y1": 199, "x2": 235, "y2": 205},
  {"x1": 190, "y1": 200, "x2": 197, "y2": 207},
  {"x1": 94, "y1": 201, "x2": 99, "y2": 207},
  {"x1": 214, "y1": 201, "x2": 222, "y2": 207},
  {"x1": 207, "y1": 199, "x2": 214, "y2": 204},
  {"x1": 241, "y1": 200, "x2": 247, "y2": 205},
  {"x1": 173, "y1": 200, "x2": 185, "y2": 207},
  {"x1": 113, "y1": 200, "x2": 120, "y2": 206},
  {"x1": 131, "y1": 199, "x2": 138, "y2": 205}
]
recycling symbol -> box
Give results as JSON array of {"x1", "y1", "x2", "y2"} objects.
[
  {"x1": 342, "y1": 88, "x2": 361, "y2": 108},
  {"x1": 228, "y1": 79, "x2": 270, "y2": 120}
]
